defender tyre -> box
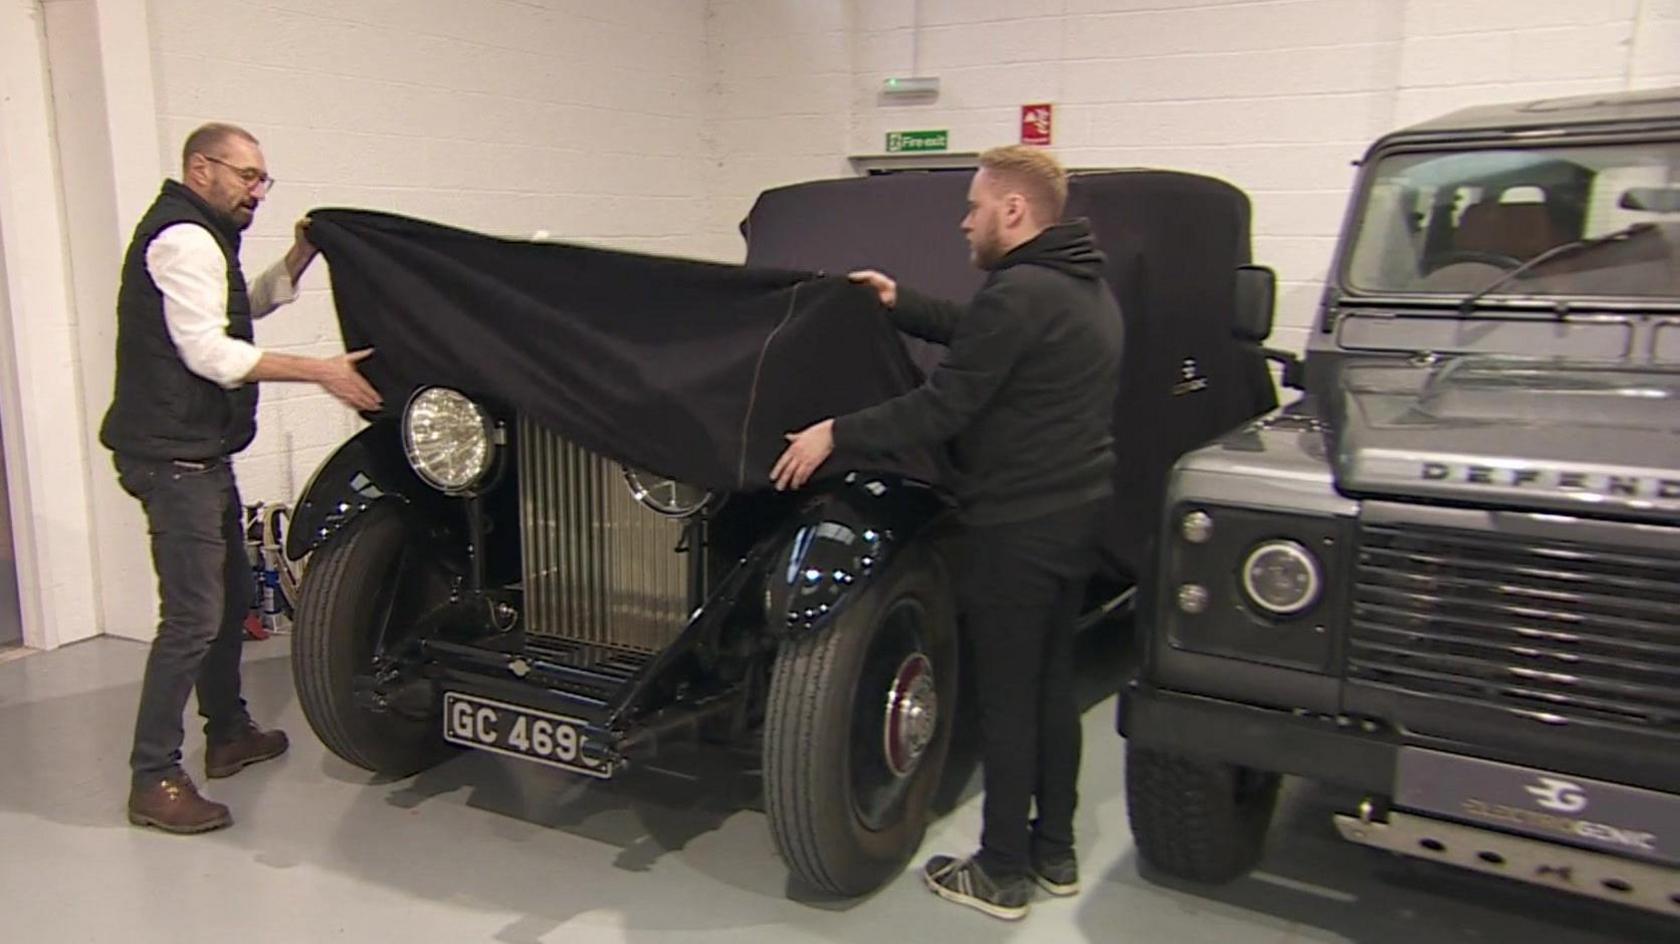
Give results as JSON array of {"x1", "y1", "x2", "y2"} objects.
[
  {"x1": 293, "y1": 502, "x2": 455, "y2": 777},
  {"x1": 1125, "y1": 741, "x2": 1281, "y2": 883},
  {"x1": 764, "y1": 545, "x2": 958, "y2": 897}
]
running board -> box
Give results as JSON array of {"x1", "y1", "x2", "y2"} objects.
[{"x1": 1334, "y1": 810, "x2": 1680, "y2": 917}]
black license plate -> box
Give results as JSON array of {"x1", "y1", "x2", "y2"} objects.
[
  {"x1": 1396, "y1": 747, "x2": 1677, "y2": 865},
  {"x1": 442, "y1": 692, "x2": 610, "y2": 779}
]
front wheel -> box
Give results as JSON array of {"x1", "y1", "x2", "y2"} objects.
[
  {"x1": 292, "y1": 502, "x2": 458, "y2": 777},
  {"x1": 764, "y1": 545, "x2": 958, "y2": 896},
  {"x1": 1125, "y1": 741, "x2": 1281, "y2": 883}
]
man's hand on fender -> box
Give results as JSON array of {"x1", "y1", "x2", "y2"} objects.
[
  {"x1": 771, "y1": 419, "x2": 835, "y2": 491},
  {"x1": 848, "y1": 269, "x2": 897, "y2": 309}
]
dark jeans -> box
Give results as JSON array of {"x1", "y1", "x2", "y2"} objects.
[
  {"x1": 115, "y1": 454, "x2": 251, "y2": 787},
  {"x1": 961, "y1": 500, "x2": 1106, "y2": 879}
]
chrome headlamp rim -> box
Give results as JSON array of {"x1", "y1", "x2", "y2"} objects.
[
  {"x1": 621, "y1": 466, "x2": 718, "y2": 519},
  {"x1": 402, "y1": 386, "x2": 495, "y2": 496},
  {"x1": 1239, "y1": 539, "x2": 1322, "y2": 617}
]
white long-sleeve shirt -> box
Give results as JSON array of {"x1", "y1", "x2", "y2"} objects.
[{"x1": 146, "y1": 223, "x2": 299, "y2": 389}]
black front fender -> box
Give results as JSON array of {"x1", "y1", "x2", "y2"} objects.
[
  {"x1": 594, "y1": 471, "x2": 955, "y2": 749},
  {"x1": 762, "y1": 472, "x2": 955, "y2": 637},
  {"x1": 286, "y1": 420, "x2": 451, "y2": 560}
]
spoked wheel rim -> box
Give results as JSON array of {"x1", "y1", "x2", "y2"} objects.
[{"x1": 849, "y1": 597, "x2": 938, "y2": 831}]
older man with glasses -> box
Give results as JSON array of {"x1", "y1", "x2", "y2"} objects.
[{"x1": 101, "y1": 122, "x2": 382, "y2": 833}]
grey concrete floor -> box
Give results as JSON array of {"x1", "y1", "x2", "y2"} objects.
[{"x1": 0, "y1": 631, "x2": 1669, "y2": 943}]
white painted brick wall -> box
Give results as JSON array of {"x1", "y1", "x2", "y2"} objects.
[
  {"x1": 698, "y1": 0, "x2": 854, "y2": 259},
  {"x1": 1634, "y1": 0, "x2": 1680, "y2": 85},
  {"x1": 146, "y1": 0, "x2": 713, "y2": 505}
]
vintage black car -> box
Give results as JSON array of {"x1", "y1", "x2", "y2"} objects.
[{"x1": 285, "y1": 169, "x2": 1277, "y2": 896}]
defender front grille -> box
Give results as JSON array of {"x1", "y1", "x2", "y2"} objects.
[
  {"x1": 1347, "y1": 523, "x2": 1680, "y2": 730},
  {"x1": 518, "y1": 415, "x2": 690, "y2": 654}
]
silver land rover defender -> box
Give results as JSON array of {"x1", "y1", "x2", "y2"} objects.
[{"x1": 1121, "y1": 87, "x2": 1680, "y2": 916}]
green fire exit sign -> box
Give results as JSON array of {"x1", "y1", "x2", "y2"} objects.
[{"x1": 885, "y1": 130, "x2": 949, "y2": 153}]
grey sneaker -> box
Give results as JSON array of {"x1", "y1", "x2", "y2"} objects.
[
  {"x1": 923, "y1": 854, "x2": 1032, "y2": 921},
  {"x1": 1030, "y1": 848, "x2": 1079, "y2": 896}
]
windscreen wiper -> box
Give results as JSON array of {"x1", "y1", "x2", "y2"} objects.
[{"x1": 1457, "y1": 222, "x2": 1656, "y2": 314}]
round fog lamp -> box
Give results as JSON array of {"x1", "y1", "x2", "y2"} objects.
[
  {"x1": 403, "y1": 386, "x2": 494, "y2": 494},
  {"x1": 1176, "y1": 583, "x2": 1210, "y2": 614},
  {"x1": 1181, "y1": 510, "x2": 1214, "y2": 544},
  {"x1": 1240, "y1": 540, "x2": 1321, "y2": 617}
]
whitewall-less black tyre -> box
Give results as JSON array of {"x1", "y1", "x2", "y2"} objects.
[
  {"x1": 292, "y1": 502, "x2": 456, "y2": 777},
  {"x1": 764, "y1": 545, "x2": 958, "y2": 897},
  {"x1": 1125, "y1": 740, "x2": 1281, "y2": 883}
]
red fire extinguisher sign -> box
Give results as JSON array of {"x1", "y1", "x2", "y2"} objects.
[{"x1": 1021, "y1": 103, "x2": 1053, "y2": 146}]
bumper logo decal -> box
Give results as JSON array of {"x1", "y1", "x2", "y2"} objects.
[{"x1": 1526, "y1": 776, "x2": 1588, "y2": 813}]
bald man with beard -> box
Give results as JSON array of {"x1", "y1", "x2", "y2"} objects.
[{"x1": 103, "y1": 122, "x2": 381, "y2": 833}]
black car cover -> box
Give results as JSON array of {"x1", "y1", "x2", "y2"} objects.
[
  {"x1": 306, "y1": 209, "x2": 942, "y2": 493},
  {"x1": 742, "y1": 170, "x2": 1277, "y2": 580},
  {"x1": 309, "y1": 168, "x2": 1274, "y2": 584}
]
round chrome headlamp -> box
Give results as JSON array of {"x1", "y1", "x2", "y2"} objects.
[
  {"x1": 1239, "y1": 540, "x2": 1322, "y2": 617},
  {"x1": 403, "y1": 387, "x2": 495, "y2": 494},
  {"x1": 622, "y1": 467, "x2": 716, "y2": 518}
]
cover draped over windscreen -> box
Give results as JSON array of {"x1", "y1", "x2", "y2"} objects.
[
  {"x1": 741, "y1": 171, "x2": 1278, "y2": 581},
  {"x1": 306, "y1": 209, "x2": 940, "y2": 492}
]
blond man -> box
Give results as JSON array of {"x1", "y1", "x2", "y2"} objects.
[{"x1": 773, "y1": 146, "x2": 1125, "y2": 919}]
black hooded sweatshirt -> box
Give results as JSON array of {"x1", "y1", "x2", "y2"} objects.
[{"x1": 832, "y1": 219, "x2": 1125, "y2": 525}]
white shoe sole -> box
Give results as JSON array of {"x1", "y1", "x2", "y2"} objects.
[
  {"x1": 1033, "y1": 873, "x2": 1080, "y2": 897},
  {"x1": 924, "y1": 871, "x2": 1030, "y2": 921}
]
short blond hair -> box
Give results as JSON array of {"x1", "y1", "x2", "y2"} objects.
[{"x1": 978, "y1": 145, "x2": 1068, "y2": 224}]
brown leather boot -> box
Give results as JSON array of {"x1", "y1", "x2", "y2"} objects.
[
  {"x1": 205, "y1": 723, "x2": 289, "y2": 779},
  {"x1": 128, "y1": 774, "x2": 232, "y2": 834}
]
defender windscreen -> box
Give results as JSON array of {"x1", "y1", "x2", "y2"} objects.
[{"x1": 1345, "y1": 142, "x2": 1680, "y2": 298}]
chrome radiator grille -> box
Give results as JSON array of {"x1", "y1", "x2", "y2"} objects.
[
  {"x1": 518, "y1": 415, "x2": 690, "y2": 654},
  {"x1": 1347, "y1": 523, "x2": 1680, "y2": 730}
]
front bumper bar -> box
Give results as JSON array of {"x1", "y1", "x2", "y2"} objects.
[
  {"x1": 1337, "y1": 810, "x2": 1680, "y2": 917},
  {"x1": 1119, "y1": 683, "x2": 1397, "y2": 794}
]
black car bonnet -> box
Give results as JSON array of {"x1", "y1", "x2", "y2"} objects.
[{"x1": 307, "y1": 208, "x2": 941, "y2": 492}]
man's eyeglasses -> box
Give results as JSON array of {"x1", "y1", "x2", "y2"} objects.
[{"x1": 202, "y1": 154, "x2": 275, "y2": 195}]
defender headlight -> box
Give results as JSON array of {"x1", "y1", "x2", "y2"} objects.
[
  {"x1": 403, "y1": 386, "x2": 494, "y2": 494},
  {"x1": 1240, "y1": 540, "x2": 1322, "y2": 617},
  {"x1": 622, "y1": 466, "x2": 716, "y2": 518}
]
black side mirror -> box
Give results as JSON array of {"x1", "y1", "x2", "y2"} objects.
[
  {"x1": 1233, "y1": 265, "x2": 1276, "y2": 343},
  {"x1": 1232, "y1": 264, "x2": 1306, "y2": 391},
  {"x1": 1619, "y1": 187, "x2": 1680, "y2": 213}
]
